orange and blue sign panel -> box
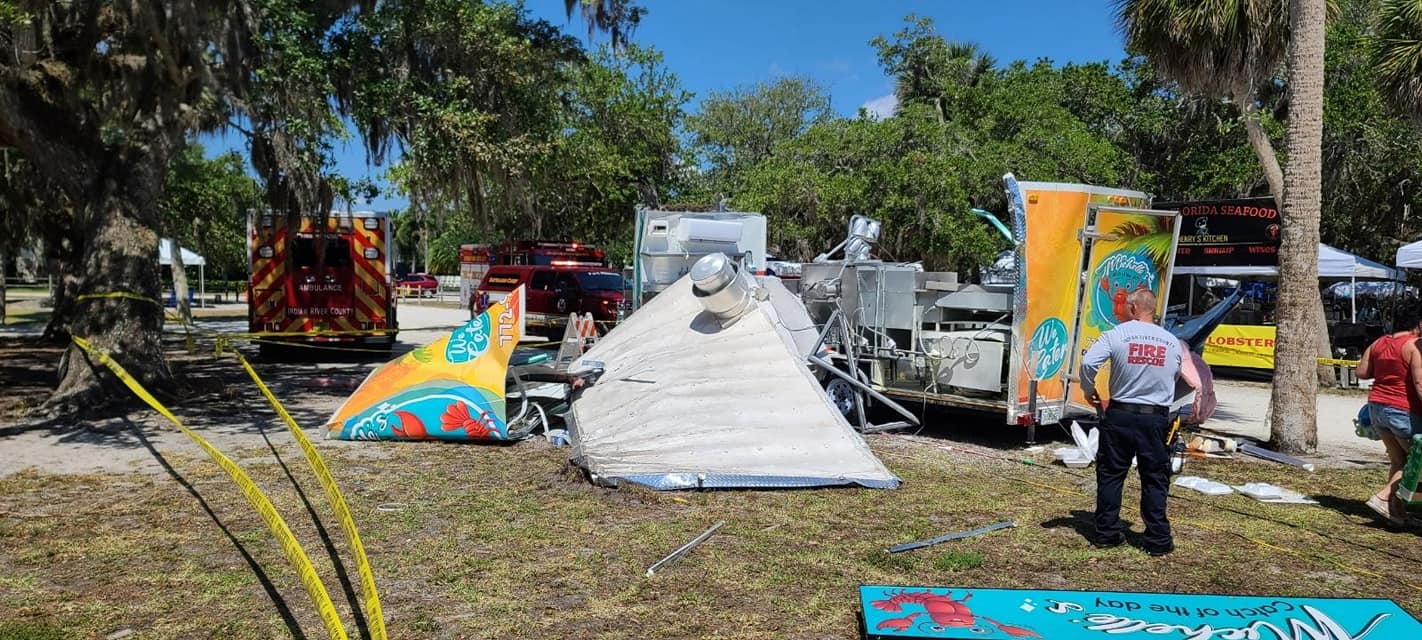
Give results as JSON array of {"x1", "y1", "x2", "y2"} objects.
[{"x1": 326, "y1": 286, "x2": 525, "y2": 441}]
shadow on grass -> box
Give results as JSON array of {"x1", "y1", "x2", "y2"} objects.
[
  {"x1": 1042, "y1": 509, "x2": 1174, "y2": 552},
  {"x1": 127, "y1": 418, "x2": 309, "y2": 640},
  {"x1": 1313, "y1": 494, "x2": 1422, "y2": 539},
  {"x1": 1313, "y1": 494, "x2": 1387, "y2": 523},
  {"x1": 1040, "y1": 509, "x2": 1145, "y2": 545},
  {"x1": 254, "y1": 421, "x2": 371, "y2": 640}
]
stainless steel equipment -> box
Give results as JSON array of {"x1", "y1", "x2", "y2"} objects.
[
  {"x1": 803, "y1": 217, "x2": 1014, "y2": 421},
  {"x1": 691, "y1": 252, "x2": 755, "y2": 323}
]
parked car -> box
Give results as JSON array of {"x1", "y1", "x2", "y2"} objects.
[
  {"x1": 474, "y1": 265, "x2": 627, "y2": 331},
  {"x1": 396, "y1": 273, "x2": 439, "y2": 297}
]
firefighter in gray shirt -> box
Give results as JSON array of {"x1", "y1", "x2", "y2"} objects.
[{"x1": 1079, "y1": 289, "x2": 1201, "y2": 556}]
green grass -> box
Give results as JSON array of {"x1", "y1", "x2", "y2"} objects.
[
  {"x1": 933, "y1": 550, "x2": 985, "y2": 572},
  {"x1": 0, "y1": 621, "x2": 73, "y2": 640},
  {"x1": 0, "y1": 430, "x2": 1418, "y2": 639}
]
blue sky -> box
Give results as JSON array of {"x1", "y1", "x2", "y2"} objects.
[{"x1": 203, "y1": 0, "x2": 1127, "y2": 211}]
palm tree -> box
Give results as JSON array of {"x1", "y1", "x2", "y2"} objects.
[
  {"x1": 1374, "y1": 0, "x2": 1422, "y2": 117},
  {"x1": 1114, "y1": 0, "x2": 1289, "y2": 201},
  {"x1": 1116, "y1": 0, "x2": 1330, "y2": 453},
  {"x1": 876, "y1": 19, "x2": 997, "y2": 123},
  {"x1": 1270, "y1": 0, "x2": 1329, "y2": 454}
]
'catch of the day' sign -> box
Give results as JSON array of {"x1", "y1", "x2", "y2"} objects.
[{"x1": 859, "y1": 585, "x2": 1421, "y2": 639}]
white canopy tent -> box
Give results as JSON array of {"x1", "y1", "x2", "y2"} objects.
[
  {"x1": 1174, "y1": 244, "x2": 1401, "y2": 322},
  {"x1": 158, "y1": 239, "x2": 208, "y2": 307},
  {"x1": 1396, "y1": 239, "x2": 1422, "y2": 270}
]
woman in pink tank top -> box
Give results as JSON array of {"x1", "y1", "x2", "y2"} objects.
[{"x1": 1357, "y1": 310, "x2": 1422, "y2": 527}]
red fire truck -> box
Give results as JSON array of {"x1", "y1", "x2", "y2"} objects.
[
  {"x1": 458, "y1": 240, "x2": 608, "y2": 308},
  {"x1": 248, "y1": 209, "x2": 397, "y2": 354}
]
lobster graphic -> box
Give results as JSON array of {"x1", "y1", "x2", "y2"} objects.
[
  {"x1": 871, "y1": 589, "x2": 1041, "y2": 638},
  {"x1": 1100, "y1": 276, "x2": 1151, "y2": 324}
]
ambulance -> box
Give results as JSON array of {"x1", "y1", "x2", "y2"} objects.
[{"x1": 247, "y1": 209, "x2": 398, "y2": 355}]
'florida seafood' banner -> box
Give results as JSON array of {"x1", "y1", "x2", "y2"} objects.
[
  {"x1": 326, "y1": 286, "x2": 525, "y2": 441},
  {"x1": 859, "y1": 585, "x2": 1422, "y2": 639},
  {"x1": 1007, "y1": 177, "x2": 1150, "y2": 425},
  {"x1": 1068, "y1": 208, "x2": 1178, "y2": 410}
]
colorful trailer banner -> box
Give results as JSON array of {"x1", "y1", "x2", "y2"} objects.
[
  {"x1": 1006, "y1": 176, "x2": 1151, "y2": 424},
  {"x1": 326, "y1": 286, "x2": 525, "y2": 441},
  {"x1": 1069, "y1": 208, "x2": 1179, "y2": 410},
  {"x1": 1203, "y1": 324, "x2": 1277, "y2": 369},
  {"x1": 859, "y1": 585, "x2": 1422, "y2": 639}
]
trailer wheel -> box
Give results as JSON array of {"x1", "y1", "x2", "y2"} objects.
[{"x1": 823, "y1": 377, "x2": 859, "y2": 420}]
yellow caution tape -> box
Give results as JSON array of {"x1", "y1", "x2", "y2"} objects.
[
  {"x1": 235, "y1": 354, "x2": 386, "y2": 640},
  {"x1": 230, "y1": 329, "x2": 399, "y2": 338},
  {"x1": 70, "y1": 336, "x2": 350, "y2": 640},
  {"x1": 1317, "y1": 357, "x2": 1360, "y2": 367},
  {"x1": 75, "y1": 291, "x2": 161, "y2": 305}
]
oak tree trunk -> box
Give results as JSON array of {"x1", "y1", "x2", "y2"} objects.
[
  {"x1": 1269, "y1": 0, "x2": 1327, "y2": 454},
  {"x1": 47, "y1": 152, "x2": 174, "y2": 412}
]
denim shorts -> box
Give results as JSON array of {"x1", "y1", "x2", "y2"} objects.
[{"x1": 1367, "y1": 403, "x2": 1421, "y2": 440}]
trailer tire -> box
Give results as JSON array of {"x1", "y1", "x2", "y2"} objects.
[{"x1": 823, "y1": 377, "x2": 859, "y2": 421}]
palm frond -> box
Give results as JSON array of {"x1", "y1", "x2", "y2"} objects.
[
  {"x1": 1107, "y1": 219, "x2": 1154, "y2": 239},
  {"x1": 1374, "y1": 0, "x2": 1422, "y2": 118},
  {"x1": 1106, "y1": 218, "x2": 1175, "y2": 267}
]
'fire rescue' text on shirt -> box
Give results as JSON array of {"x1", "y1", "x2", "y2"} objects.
[{"x1": 1079, "y1": 320, "x2": 1184, "y2": 407}]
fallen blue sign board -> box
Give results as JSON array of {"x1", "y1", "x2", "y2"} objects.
[{"x1": 859, "y1": 585, "x2": 1421, "y2": 639}]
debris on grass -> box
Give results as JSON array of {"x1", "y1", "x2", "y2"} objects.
[
  {"x1": 645, "y1": 520, "x2": 726, "y2": 577},
  {"x1": 1234, "y1": 482, "x2": 1318, "y2": 504},
  {"x1": 1173, "y1": 476, "x2": 1233, "y2": 495},
  {"x1": 1239, "y1": 443, "x2": 1317, "y2": 472},
  {"x1": 888, "y1": 521, "x2": 1016, "y2": 554}
]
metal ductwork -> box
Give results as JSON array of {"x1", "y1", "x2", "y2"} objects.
[{"x1": 690, "y1": 252, "x2": 754, "y2": 322}]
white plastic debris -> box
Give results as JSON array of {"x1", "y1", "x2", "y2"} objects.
[
  {"x1": 1237, "y1": 483, "x2": 1283, "y2": 500},
  {"x1": 1053, "y1": 422, "x2": 1099, "y2": 468},
  {"x1": 1173, "y1": 476, "x2": 1234, "y2": 495},
  {"x1": 1233, "y1": 482, "x2": 1318, "y2": 504},
  {"x1": 1054, "y1": 447, "x2": 1092, "y2": 468},
  {"x1": 1070, "y1": 421, "x2": 1099, "y2": 459}
]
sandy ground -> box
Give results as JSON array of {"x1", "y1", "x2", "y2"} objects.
[{"x1": 1207, "y1": 381, "x2": 1380, "y2": 465}]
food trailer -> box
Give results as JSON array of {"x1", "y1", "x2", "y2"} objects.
[{"x1": 800, "y1": 174, "x2": 1182, "y2": 435}]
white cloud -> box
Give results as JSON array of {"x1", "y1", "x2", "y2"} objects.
[
  {"x1": 768, "y1": 62, "x2": 786, "y2": 77},
  {"x1": 860, "y1": 93, "x2": 898, "y2": 120}
]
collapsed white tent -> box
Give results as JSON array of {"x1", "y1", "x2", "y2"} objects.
[{"x1": 567, "y1": 275, "x2": 900, "y2": 490}]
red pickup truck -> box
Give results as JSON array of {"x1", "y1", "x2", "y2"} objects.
[{"x1": 473, "y1": 265, "x2": 627, "y2": 333}]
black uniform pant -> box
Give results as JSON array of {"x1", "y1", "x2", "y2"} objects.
[{"x1": 1095, "y1": 405, "x2": 1173, "y2": 552}]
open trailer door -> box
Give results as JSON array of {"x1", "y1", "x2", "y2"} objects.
[
  {"x1": 1064, "y1": 205, "x2": 1182, "y2": 416},
  {"x1": 1003, "y1": 175, "x2": 1154, "y2": 426}
]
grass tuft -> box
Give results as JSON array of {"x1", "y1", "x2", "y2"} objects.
[{"x1": 934, "y1": 550, "x2": 985, "y2": 572}]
